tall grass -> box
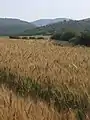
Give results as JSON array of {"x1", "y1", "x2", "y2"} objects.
[
  {"x1": 0, "y1": 69, "x2": 87, "y2": 120},
  {"x1": 0, "y1": 68, "x2": 89, "y2": 113},
  {"x1": 0, "y1": 86, "x2": 63, "y2": 120},
  {"x1": 0, "y1": 38, "x2": 90, "y2": 119}
]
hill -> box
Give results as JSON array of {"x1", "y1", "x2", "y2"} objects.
[
  {"x1": 23, "y1": 19, "x2": 90, "y2": 35},
  {"x1": 0, "y1": 18, "x2": 36, "y2": 36},
  {"x1": 31, "y1": 18, "x2": 70, "y2": 27}
]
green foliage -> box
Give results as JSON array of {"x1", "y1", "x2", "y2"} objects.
[
  {"x1": 9, "y1": 36, "x2": 21, "y2": 39},
  {"x1": 51, "y1": 31, "x2": 90, "y2": 47},
  {"x1": 23, "y1": 19, "x2": 90, "y2": 36},
  {"x1": 69, "y1": 37, "x2": 79, "y2": 46},
  {"x1": 76, "y1": 109, "x2": 86, "y2": 120},
  {"x1": 37, "y1": 37, "x2": 44, "y2": 39},
  {"x1": 0, "y1": 18, "x2": 36, "y2": 36},
  {"x1": 22, "y1": 36, "x2": 28, "y2": 39},
  {"x1": 51, "y1": 32, "x2": 76, "y2": 41},
  {"x1": 29, "y1": 36, "x2": 36, "y2": 39},
  {"x1": 69, "y1": 31, "x2": 90, "y2": 46},
  {"x1": 60, "y1": 32, "x2": 76, "y2": 41},
  {"x1": 77, "y1": 31, "x2": 90, "y2": 46},
  {"x1": 51, "y1": 33, "x2": 61, "y2": 40}
]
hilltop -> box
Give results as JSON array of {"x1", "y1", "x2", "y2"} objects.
[{"x1": 31, "y1": 18, "x2": 70, "y2": 27}]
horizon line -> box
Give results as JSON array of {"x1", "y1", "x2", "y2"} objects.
[{"x1": 0, "y1": 17, "x2": 90, "y2": 22}]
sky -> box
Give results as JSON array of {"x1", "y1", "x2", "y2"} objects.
[{"x1": 0, "y1": 0, "x2": 90, "y2": 22}]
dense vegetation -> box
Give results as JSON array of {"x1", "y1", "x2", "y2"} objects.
[
  {"x1": 51, "y1": 30, "x2": 90, "y2": 46},
  {"x1": 76, "y1": 31, "x2": 90, "y2": 46},
  {"x1": 0, "y1": 18, "x2": 36, "y2": 36},
  {"x1": 9, "y1": 36, "x2": 45, "y2": 40},
  {"x1": 23, "y1": 19, "x2": 90, "y2": 36},
  {"x1": 51, "y1": 32, "x2": 76, "y2": 41},
  {"x1": 9, "y1": 36, "x2": 21, "y2": 39}
]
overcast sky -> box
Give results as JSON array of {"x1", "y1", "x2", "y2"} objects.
[{"x1": 0, "y1": 0, "x2": 89, "y2": 22}]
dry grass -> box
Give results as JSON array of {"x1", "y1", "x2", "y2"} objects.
[
  {"x1": 0, "y1": 38, "x2": 90, "y2": 119},
  {"x1": 0, "y1": 86, "x2": 78, "y2": 120}
]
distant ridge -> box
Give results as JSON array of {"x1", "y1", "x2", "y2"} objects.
[
  {"x1": 23, "y1": 18, "x2": 90, "y2": 36},
  {"x1": 0, "y1": 18, "x2": 36, "y2": 36},
  {"x1": 0, "y1": 17, "x2": 90, "y2": 36},
  {"x1": 31, "y1": 18, "x2": 70, "y2": 27}
]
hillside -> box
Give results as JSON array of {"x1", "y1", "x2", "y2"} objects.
[
  {"x1": 0, "y1": 18, "x2": 36, "y2": 36},
  {"x1": 31, "y1": 18, "x2": 70, "y2": 27},
  {"x1": 23, "y1": 19, "x2": 90, "y2": 35}
]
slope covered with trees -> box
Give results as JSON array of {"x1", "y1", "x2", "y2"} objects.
[{"x1": 23, "y1": 19, "x2": 90, "y2": 36}]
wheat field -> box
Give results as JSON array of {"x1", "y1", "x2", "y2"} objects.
[{"x1": 0, "y1": 38, "x2": 90, "y2": 120}]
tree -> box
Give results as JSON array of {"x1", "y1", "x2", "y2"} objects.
[
  {"x1": 77, "y1": 31, "x2": 90, "y2": 46},
  {"x1": 60, "y1": 32, "x2": 76, "y2": 41},
  {"x1": 50, "y1": 33, "x2": 61, "y2": 40}
]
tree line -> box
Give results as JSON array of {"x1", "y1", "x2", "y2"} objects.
[{"x1": 51, "y1": 30, "x2": 90, "y2": 46}]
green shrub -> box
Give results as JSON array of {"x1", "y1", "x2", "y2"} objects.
[
  {"x1": 51, "y1": 31, "x2": 90, "y2": 47},
  {"x1": 69, "y1": 37, "x2": 79, "y2": 45},
  {"x1": 77, "y1": 31, "x2": 90, "y2": 46},
  {"x1": 22, "y1": 36, "x2": 28, "y2": 39},
  {"x1": 69, "y1": 31, "x2": 90, "y2": 46},
  {"x1": 51, "y1": 33, "x2": 61, "y2": 40},
  {"x1": 29, "y1": 36, "x2": 36, "y2": 39},
  {"x1": 37, "y1": 37, "x2": 44, "y2": 39},
  {"x1": 9, "y1": 36, "x2": 20, "y2": 39},
  {"x1": 60, "y1": 32, "x2": 76, "y2": 41},
  {"x1": 51, "y1": 32, "x2": 76, "y2": 41}
]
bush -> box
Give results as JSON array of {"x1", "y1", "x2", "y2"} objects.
[
  {"x1": 29, "y1": 36, "x2": 36, "y2": 39},
  {"x1": 51, "y1": 33, "x2": 61, "y2": 40},
  {"x1": 9, "y1": 36, "x2": 20, "y2": 39},
  {"x1": 22, "y1": 37, "x2": 28, "y2": 39},
  {"x1": 77, "y1": 31, "x2": 90, "y2": 46},
  {"x1": 37, "y1": 37, "x2": 44, "y2": 39},
  {"x1": 69, "y1": 37, "x2": 79, "y2": 45},
  {"x1": 68, "y1": 31, "x2": 90, "y2": 47},
  {"x1": 60, "y1": 32, "x2": 76, "y2": 41},
  {"x1": 51, "y1": 32, "x2": 76, "y2": 41}
]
